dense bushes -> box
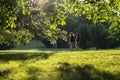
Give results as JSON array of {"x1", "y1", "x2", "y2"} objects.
[{"x1": 53, "y1": 16, "x2": 120, "y2": 49}]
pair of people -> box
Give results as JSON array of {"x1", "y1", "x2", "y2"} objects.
[{"x1": 69, "y1": 32, "x2": 81, "y2": 49}]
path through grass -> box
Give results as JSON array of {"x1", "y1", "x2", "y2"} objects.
[{"x1": 0, "y1": 49, "x2": 120, "y2": 80}]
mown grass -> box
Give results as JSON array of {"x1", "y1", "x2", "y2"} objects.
[{"x1": 0, "y1": 49, "x2": 120, "y2": 80}]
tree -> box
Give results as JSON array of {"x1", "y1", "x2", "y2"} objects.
[
  {"x1": 0, "y1": 0, "x2": 28, "y2": 30},
  {"x1": 51, "y1": 0, "x2": 120, "y2": 40},
  {"x1": 0, "y1": 0, "x2": 33, "y2": 46},
  {"x1": 0, "y1": 0, "x2": 67, "y2": 47},
  {"x1": 0, "y1": 29, "x2": 33, "y2": 45},
  {"x1": 87, "y1": 23, "x2": 110, "y2": 49},
  {"x1": 16, "y1": 0, "x2": 67, "y2": 45}
]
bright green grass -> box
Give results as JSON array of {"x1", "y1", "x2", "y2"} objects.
[{"x1": 0, "y1": 49, "x2": 120, "y2": 80}]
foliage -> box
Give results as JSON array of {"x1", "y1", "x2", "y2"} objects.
[
  {"x1": 52, "y1": 0, "x2": 120, "y2": 40},
  {"x1": 0, "y1": 0, "x2": 67, "y2": 47},
  {"x1": 58, "y1": 14, "x2": 119, "y2": 49},
  {"x1": 1, "y1": 0, "x2": 120, "y2": 48},
  {"x1": 0, "y1": 44, "x2": 14, "y2": 50},
  {"x1": 43, "y1": 28, "x2": 67, "y2": 44},
  {"x1": 76, "y1": 23, "x2": 90, "y2": 49},
  {"x1": 109, "y1": 22, "x2": 120, "y2": 41},
  {"x1": 0, "y1": 0, "x2": 28, "y2": 30},
  {"x1": 87, "y1": 23, "x2": 111, "y2": 49},
  {"x1": 0, "y1": 29, "x2": 33, "y2": 45},
  {"x1": 22, "y1": 0, "x2": 67, "y2": 44},
  {"x1": 0, "y1": 0, "x2": 33, "y2": 47}
]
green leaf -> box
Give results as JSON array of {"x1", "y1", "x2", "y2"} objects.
[
  {"x1": 61, "y1": 20, "x2": 66, "y2": 26},
  {"x1": 50, "y1": 23, "x2": 57, "y2": 29}
]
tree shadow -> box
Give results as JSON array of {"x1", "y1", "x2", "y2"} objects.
[
  {"x1": 57, "y1": 62, "x2": 120, "y2": 80},
  {"x1": 27, "y1": 66, "x2": 41, "y2": 80},
  {"x1": 0, "y1": 52, "x2": 54, "y2": 61},
  {"x1": 0, "y1": 68, "x2": 12, "y2": 78},
  {"x1": 1, "y1": 66, "x2": 41, "y2": 80}
]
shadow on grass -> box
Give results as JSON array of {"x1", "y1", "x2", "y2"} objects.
[
  {"x1": 0, "y1": 52, "x2": 54, "y2": 61},
  {"x1": 57, "y1": 62, "x2": 120, "y2": 80},
  {"x1": 0, "y1": 68, "x2": 12, "y2": 78},
  {"x1": 27, "y1": 66, "x2": 42, "y2": 80}
]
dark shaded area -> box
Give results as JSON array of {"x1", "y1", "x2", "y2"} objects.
[
  {"x1": 0, "y1": 44, "x2": 14, "y2": 50},
  {"x1": 0, "y1": 68, "x2": 13, "y2": 78},
  {"x1": 0, "y1": 52, "x2": 54, "y2": 61},
  {"x1": 57, "y1": 62, "x2": 120, "y2": 80},
  {"x1": 57, "y1": 39, "x2": 69, "y2": 48},
  {"x1": 27, "y1": 66, "x2": 41, "y2": 80}
]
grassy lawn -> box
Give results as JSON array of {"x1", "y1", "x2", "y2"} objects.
[{"x1": 0, "y1": 49, "x2": 120, "y2": 80}]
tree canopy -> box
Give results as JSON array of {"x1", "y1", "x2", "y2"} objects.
[
  {"x1": 0, "y1": 0, "x2": 67, "y2": 45},
  {"x1": 0, "y1": 0, "x2": 120, "y2": 47},
  {"x1": 51, "y1": 0, "x2": 120, "y2": 40},
  {"x1": 0, "y1": 0, "x2": 28, "y2": 30}
]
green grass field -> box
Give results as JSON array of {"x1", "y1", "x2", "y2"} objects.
[{"x1": 0, "y1": 49, "x2": 120, "y2": 80}]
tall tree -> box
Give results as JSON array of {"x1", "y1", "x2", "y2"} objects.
[
  {"x1": 0, "y1": 0, "x2": 67, "y2": 46},
  {"x1": 16, "y1": 0, "x2": 67, "y2": 44},
  {"x1": 51, "y1": 0, "x2": 120, "y2": 40},
  {"x1": 0, "y1": 0, "x2": 33, "y2": 46}
]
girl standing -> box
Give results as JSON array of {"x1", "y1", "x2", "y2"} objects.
[
  {"x1": 75, "y1": 33, "x2": 81, "y2": 49},
  {"x1": 69, "y1": 32, "x2": 75, "y2": 49}
]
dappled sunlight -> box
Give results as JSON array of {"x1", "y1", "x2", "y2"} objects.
[
  {"x1": 31, "y1": 0, "x2": 49, "y2": 9},
  {"x1": 57, "y1": 62, "x2": 119, "y2": 80},
  {"x1": 27, "y1": 66, "x2": 41, "y2": 80},
  {"x1": 0, "y1": 50, "x2": 120, "y2": 80}
]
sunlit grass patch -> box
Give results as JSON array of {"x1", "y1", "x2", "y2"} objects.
[{"x1": 0, "y1": 49, "x2": 120, "y2": 80}]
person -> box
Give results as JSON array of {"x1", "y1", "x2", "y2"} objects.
[
  {"x1": 69, "y1": 32, "x2": 75, "y2": 49},
  {"x1": 75, "y1": 33, "x2": 81, "y2": 50}
]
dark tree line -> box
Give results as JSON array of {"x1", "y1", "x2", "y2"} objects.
[{"x1": 55, "y1": 15, "x2": 120, "y2": 49}]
